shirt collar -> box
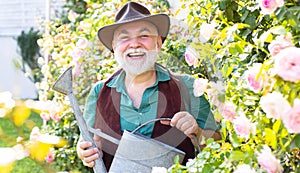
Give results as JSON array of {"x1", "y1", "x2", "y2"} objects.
[{"x1": 107, "y1": 63, "x2": 170, "y2": 92}]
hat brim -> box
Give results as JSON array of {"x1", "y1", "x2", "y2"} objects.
[{"x1": 97, "y1": 14, "x2": 170, "y2": 52}]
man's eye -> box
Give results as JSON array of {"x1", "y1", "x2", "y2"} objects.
[
  {"x1": 119, "y1": 36, "x2": 129, "y2": 40},
  {"x1": 140, "y1": 35, "x2": 149, "y2": 38}
]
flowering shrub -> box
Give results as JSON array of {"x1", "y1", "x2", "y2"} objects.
[
  {"x1": 168, "y1": 0, "x2": 300, "y2": 172},
  {"x1": 34, "y1": 0, "x2": 299, "y2": 172}
]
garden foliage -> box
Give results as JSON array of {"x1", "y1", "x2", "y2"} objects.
[
  {"x1": 9, "y1": 0, "x2": 300, "y2": 172},
  {"x1": 170, "y1": 0, "x2": 300, "y2": 172}
]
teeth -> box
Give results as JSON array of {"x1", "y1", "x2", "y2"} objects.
[{"x1": 128, "y1": 52, "x2": 145, "y2": 57}]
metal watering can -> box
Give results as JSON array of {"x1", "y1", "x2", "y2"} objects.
[{"x1": 52, "y1": 67, "x2": 185, "y2": 173}]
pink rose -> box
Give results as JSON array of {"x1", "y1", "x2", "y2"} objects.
[
  {"x1": 45, "y1": 150, "x2": 55, "y2": 163},
  {"x1": 76, "y1": 38, "x2": 89, "y2": 49},
  {"x1": 73, "y1": 61, "x2": 83, "y2": 77},
  {"x1": 50, "y1": 113, "x2": 61, "y2": 122},
  {"x1": 234, "y1": 164, "x2": 256, "y2": 173},
  {"x1": 218, "y1": 101, "x2": 236, "y2": 121},
  {"x1": 257, "y1": 145, "x2": 283, "y2": 173},
  {"x1": 268, "y1": 34, "x2": 293, "y2": 56},
  {"x1": 193, "y1": 78, "x2": 208, "y2": 97},
  {"x1": 259, "y1": 92, "x2": 291, "y2": 119},
  {"x1": 274, "y1": 47, "x2": 300, "y2": 82},
  {"x1": 185, "y1": 45, "x2": 198, "y2": 67},
  {"x1": 49, "y1": 104, "x2": 61, "y2": 122},
  {"x1": 245, "y1": 63, "x2": 263, "y2": 93},
  {"x1": 70, "y1": 48, "x2": 84, "y2": 61},
  {"x1": 207, "y1": 89, "x2": 222, "y2": 107},
  {"x1": 40, "y1": 112, "x2": 50, "y2": 122},
  {"x1": 282, "y1": 103, "x2": 300, "y2": 133},
  {"x1": 257, "y1": 0, "x2": 284, "y2": 15},
  {"x1": 207, "y1": 81, "x2": 225, "y2": 107},
  {"x1": 233, "y1": 114, "x2": 255, "y2": 139}
]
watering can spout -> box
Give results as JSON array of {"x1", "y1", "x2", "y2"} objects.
[
  {"x1": 52, "y1": 67, "x2": 73, "y2": 95},
  {"x1": 52, "y1": 67, "x2": 108, "y2": 173}
]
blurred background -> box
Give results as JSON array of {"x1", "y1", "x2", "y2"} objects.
[{"x1": 0, "y1": 0, "x2": 64, "y2": 99}]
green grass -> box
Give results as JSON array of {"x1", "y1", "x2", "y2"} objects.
[
  {"x1": 0, "y1": 110, "x2": 51, "y2": 173},
  {"x1": 0, "y1": 111, "x2": 42, "y2": 146},
  {"x1": 11, "y1": 158, "x2": 46, "y2": 173}
]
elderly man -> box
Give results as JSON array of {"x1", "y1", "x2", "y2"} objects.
[{"x1": 77, "y1": 1, "x2": 221, "y2": 170}]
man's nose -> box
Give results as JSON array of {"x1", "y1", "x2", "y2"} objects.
[{"x1": 128, "y1": 36, "x2": 141, "y2": 48}]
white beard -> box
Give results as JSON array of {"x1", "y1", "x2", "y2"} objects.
[{"x1": 115, "y1": 46, "x2": 159, "y2": 76}]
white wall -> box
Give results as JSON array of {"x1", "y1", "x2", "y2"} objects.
[
  {"x1": 0, "y1": 0, "x2": 65, "y2": 99},
  {"x1": 0, "y1": 36, "x2": 37, "y2": 99}
]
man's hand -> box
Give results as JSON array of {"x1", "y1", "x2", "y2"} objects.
[
  {"x1": 160, "y1": 111, "x2": 222, "y2": 151},
  {"x1": 76, "y1": 131, "x2": 103, "y2": 168},
  {"x1": 160, "y1": 111, "x2": 201, "y2": 138},
  {"x1": 160, "y1": 111, "x2": 202, "y2": 148},
  {"x1": 169, "y1": 111, "x2": 201, "y2": 138}
]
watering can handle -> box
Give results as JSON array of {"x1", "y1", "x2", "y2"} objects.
[
  {"x1": 131, "y1": 118, "x2": 202, "y2": 152},
  {"x1": 131, "y1": 118, "x2": 171, "y2": 133}
]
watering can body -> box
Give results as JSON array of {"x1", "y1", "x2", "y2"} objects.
[{"x1": 109, "y1": 130, "x2": 185, "y2": 173}]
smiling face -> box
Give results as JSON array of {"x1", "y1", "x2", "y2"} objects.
[{"x1": 112, "y1": 20, "x2": 162, "y2": 76}]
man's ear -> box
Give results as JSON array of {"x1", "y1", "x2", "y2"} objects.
[
  {"x1": 157, "y1": 36, "x2": 163, "y2": 50},
  {"x1": 112, "y1": 41, "x2": 115, "y2": 51}
]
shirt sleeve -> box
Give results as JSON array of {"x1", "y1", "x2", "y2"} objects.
[
  {"x1": 83, "y1": 81, "x2": 104, "y2": 127},
  {"x1": 180, "y1": 75, "x2": 219, "y2": 131}
]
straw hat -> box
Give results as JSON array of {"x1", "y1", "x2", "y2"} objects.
[{"x1": 97, "y1": 2, "x2": 170, "y2": 52}]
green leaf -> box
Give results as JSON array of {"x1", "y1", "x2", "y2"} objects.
[
  {"x1": 243, "y1": 100, "x2": 256, "y2": 106},
  {"x1": 260, "y1": 31, "x2": 273, "y2": 44},
  {"x1": 289, "y1": 134, "x2": 300, "y2": 150},
  {"x1": 225, "y1": 8, "x2": 233, "y2": 21},
  {"x1": 293, "y1": 134, "x2": 300, "y2": 148},
  {"x1": 229, "y1": 151, "x2": 245, "y2": 161},
  {"x1": 272, "y1": 120, "x2": 281, "y2": 133},
  {"x1": 244, "y1": 15, "x2": 256, "y2": 29},
  {"x1": 230, "y1": 132, "x2": 241, "y2": 148},
  {"x1": 229, "y1": 46, "x2": 237, "y2": 55},
  {"x1": 219, "y1": 1, "x2": 227, "y2": 10},
  {"x1": 222, "y1": 62, "x2": 234, "y2": 77},
  {"x1": 288, "y1": 6, "x2": 300, "y2": 11},
  {"x1": 270, "y1": 26, "x2": 287, "y2": 35},
  {"x1": 240, "y1": 10, "x2": 249, "y2": 22},
  {"x1": 202, "y1": 164, "x2": 212, "y2": 173},
  {"x1": 289, "y1": 89, "x2": 298, "y2": 102},
  {"x1": 206, "y1": 138, "x2": 215, "y2": 145},
  {"x1": 218, "y1": 94, "x2": 226, "y2": 103},
  {"x1": 288, "y1": 17, "x2": 298, "y2": 27},
  {"x1": 265, "y1": 128, "x2": 277, "y2": 149},
  {"x1": 210, "y1": 142, "x2": 221, "y2": 149},
  {"x1": 236, "y1": 23, "x2": 250, "y2": 29},
  {"x1": 235, "y1": 43, "x2": 244, "y2": 54},
  {"x1": 281, "y1": 128, "x2": 289, "y2": 138}
]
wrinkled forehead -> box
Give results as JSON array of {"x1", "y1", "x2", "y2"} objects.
[{"x1": 113, "y1": 20, "x2": 158, "y2": 37}]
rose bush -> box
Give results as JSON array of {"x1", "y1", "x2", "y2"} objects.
[
  {"x1": 169, "y1": 0, "x2": 299, "y2": 172},
  {"x1": 14, "y1": 0, "x2": 299, "y2": 172}
]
